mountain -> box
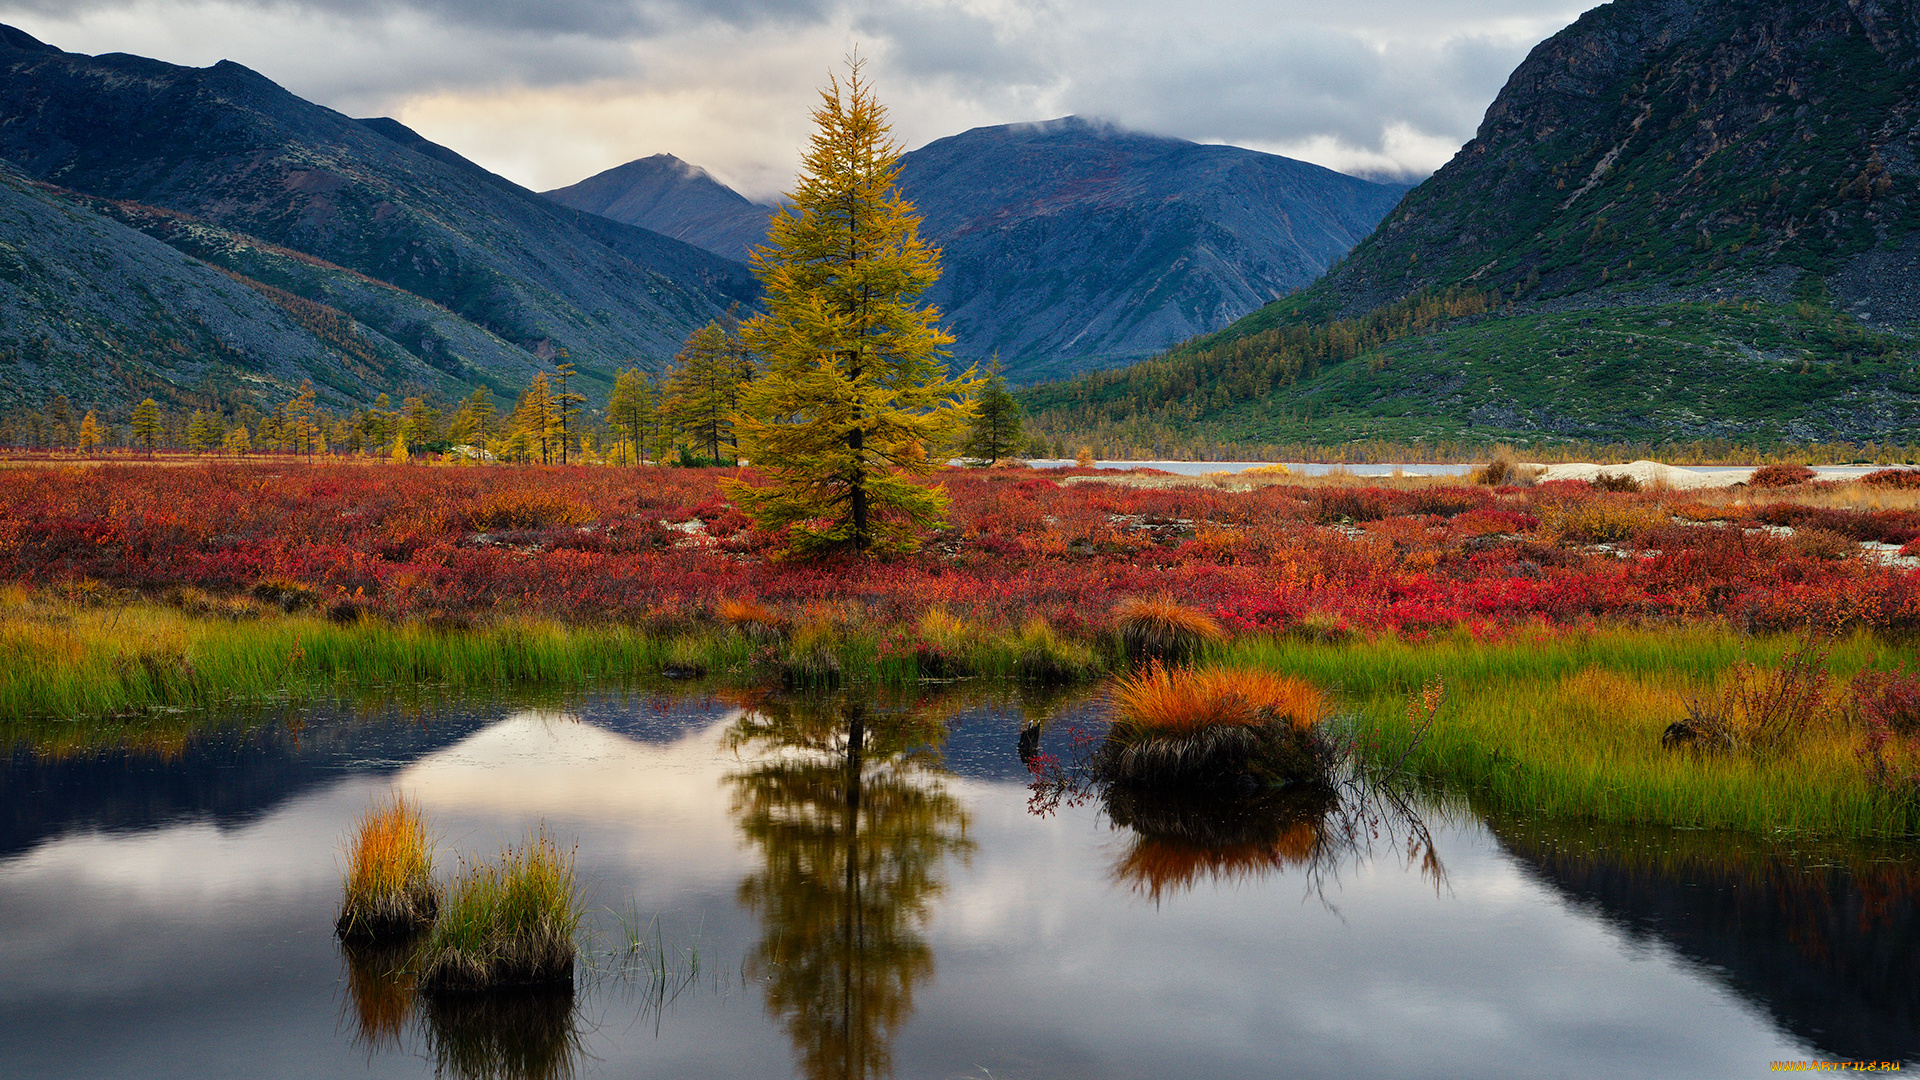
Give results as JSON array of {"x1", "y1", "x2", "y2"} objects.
[
  {"x1": 543, "y1": 154, "x2": 776, "y2": 262},
  {"x1": 547, "y1": 119, "x2": 1408, "y2": 381},
  {"x1": 898, "y1": 118, "x2": 1409, "y2": 379},
  {"x1": 0, "y1": 163, "x2": 475, "y2": 411},
  {"x1": 1022, "y1": 0, "x2": 1920, "y2": 452},
  {"x1": 0, "y1": 25, "x2": 758, "y2": 412}
]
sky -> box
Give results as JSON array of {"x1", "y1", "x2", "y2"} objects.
[{"x1": 0, "y1": 0, "x2": 1599, "y2": 202}]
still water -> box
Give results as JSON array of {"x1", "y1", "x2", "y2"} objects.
[{"x1": 1, "y1": 688, "x2": 1914, "y2": 1079}]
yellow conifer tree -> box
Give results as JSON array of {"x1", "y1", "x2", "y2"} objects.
[{"x1": 728, "y1": 58, "x2": 979, "y2": 556}]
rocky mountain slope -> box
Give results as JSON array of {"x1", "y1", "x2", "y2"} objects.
[
  {"x1": 0, "y1": 163, "x2": 471, "y2": 411},
  {"x1": 1024, "y1": 0, "x2": 1920, "y2": 450},
  {"x1": 549, "y1": 118, "x2": 1407, "y2": 380},
  {"x1": 0, "y1": 25, "x2": 758, "y2": 412}
]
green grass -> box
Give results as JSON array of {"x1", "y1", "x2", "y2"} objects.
[
  {"x1": 1226, "y1": 628, "x2": 1920, "y2": 839},
  {"x1": 420, "y1": 829, "x2": 582, "y2": 993}
]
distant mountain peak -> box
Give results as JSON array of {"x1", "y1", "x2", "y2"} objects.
[{"x1": 543, "y1": 154, "x2": 774, "y2": 261}]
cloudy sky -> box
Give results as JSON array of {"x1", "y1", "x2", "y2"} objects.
[{"x1": 0, "y1": 0, "x2": 1597, "y2": 201}]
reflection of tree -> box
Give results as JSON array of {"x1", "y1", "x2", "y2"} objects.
[{"x1": 728, "y1": 692, "x2": 974, "y2": 1080}]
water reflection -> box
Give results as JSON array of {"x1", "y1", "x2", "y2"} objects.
[
  {"x1": 726, "y1": 691, "x2": 975, "y2": 1080},
  {"x1": 1492, "y1": 816, "x2": 1920, "y2": 1062},
  {"x1": 420, "y1": 988, "x2": 583, "y2": 1080},
  {"x1": 339, "y1": 939, "x2": 418, "y2": 1054},
  {"x1": 338, "y1": 936, "x2": 586, "y2": 1080},
  {"x1": 1105, "y1": 785, "x2": 1337, "y2": 903}
]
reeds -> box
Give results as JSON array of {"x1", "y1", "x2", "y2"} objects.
[
  {"x1": 1112, "y1": 595, "x2": 1227, "y2": 665},
  {"x1": 1099, "y1": 665, "x2": 1331, "y2": 788},
  {"x1": 419, "y1": 830, "x2": 582, "y2": 993},
  {"x1": 337, "y1": 793, "x2": 439, "y2": 942}
]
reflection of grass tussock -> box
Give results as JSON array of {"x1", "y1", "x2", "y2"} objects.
[
  {"x1": 1100, "y1": 665, "x2": 1331, "y2": 787},
  {"x1": 340, "y1": 938, "x2": 418, "y2": 1053},
  {"x1": 1113, "y1": 595, "x2": 1226, "y2": 665},
  {"x1": 421, "y1": 987, "x2": 583, "y2": 1080},
  {"x1": 1105, "y1": 785, "x2": 1338, "y2": 903},
  {"x1": 420, "y1": 830, "x2": 580, "y2": 993},
  {"x1": 337, "y1": 793, "x2": 437, "y2": 941}
]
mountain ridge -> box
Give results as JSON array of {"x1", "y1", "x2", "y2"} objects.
[
  {"x1": 548, "y1": 116, "x2": 1409, "y2": 380},
  {"x1": 0, "y1": 27, "x2": 759, "y2": 411}
]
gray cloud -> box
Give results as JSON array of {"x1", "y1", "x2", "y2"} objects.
[{"x1": 0, "y1": 0, "x2": 1597, "y2": 192}]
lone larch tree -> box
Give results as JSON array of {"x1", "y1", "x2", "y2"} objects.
[{"x1": 728, "y1": 58, "x2": 979, "y2": 557}]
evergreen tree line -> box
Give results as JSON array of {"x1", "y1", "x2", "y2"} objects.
[{"x1": 0, "y1": 325, "x2": 1028, "y2": 467}]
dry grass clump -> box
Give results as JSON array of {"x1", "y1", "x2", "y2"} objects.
[
  {"x1": 337, "y1": 793, "x2": 439, "y2": 942},
  {"x1": 1112, "y1": 595, "x2": 1227, "y2": 665},
  {"x1": 1665, "y1": 635, "x2": 1839, "y2": 759},
  {"x1": 778, "y1": 618, "x2": 843, "y2": 688},
  {"x1": 252, "y1": 576, "x2": 319, "y2": 613},
  {"x1": 1099, "y1": 665, "x2": 1331, "y2": 788},
  {"x1": 717, "y1": 597, "x2": 787, "y2": 643},
  {"x1": 1469, "y1": 452, "x2": 1543, "y2": 487},
  {"x1": 1749, "y1": 462, "x2": 1816, "y2": 488},
  {"x1": 419, "y1": 830, "x2": 581, "y2": 993}
]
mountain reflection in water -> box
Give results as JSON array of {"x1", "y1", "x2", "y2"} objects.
[
  {"x1": 1493, "y1": 817, "x2": 1920, "y2": 1063},
  {"x1": 726, "y1": 690, "x2": 975, "y2": 1080}
]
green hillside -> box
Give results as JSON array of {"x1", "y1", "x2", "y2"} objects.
[{"x1": 1022, "y1": 0, "x2": 1920, "y2": 454}]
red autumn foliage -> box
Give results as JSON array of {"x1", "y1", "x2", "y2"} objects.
[{"x1": 0, "y1": 461, "x2": 1915, "y2": 638}]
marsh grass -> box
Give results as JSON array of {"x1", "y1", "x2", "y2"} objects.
[
  {"x1": 420, "y1": 830, "x2": 582, "y2": 993},
  {"x1": 1113, "y1": 595, "x2": 1227, "y2": 665},
  {"x1": 1099, "y1": 665, "x2": 1332, "y2": 787},
  {"x1": 1010, "y1": 617, "x2": 1102, "y2": 684},
  {"x1": 1227, "y1": 629, "x2": 1918, "y2": 838},
  {"x1": 337, "y1": 793, "x2": 438, "y2": 941}
]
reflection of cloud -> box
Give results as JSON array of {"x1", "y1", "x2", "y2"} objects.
[
  {"x1": 0, "y1": 0, "x2": 1594, "y2": 197},
  {"x1": 402, "y1": 711, "x2": 752, "y2": 888}
]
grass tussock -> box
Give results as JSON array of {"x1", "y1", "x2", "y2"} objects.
[
  {"x1": 1012, "y1": 617, "x2": 1101, "y2": 684},
  {"x1": 1469, "y1": 451, "x2": 1543, "y2": 487},
  {"x1": 337, "y1": 793, "x2": 439, "y2": 942},
  {"x1": 420, "y1": 829, "x2": 582, "y2": 994},
  {"x1": 1099, "y1": 665, "x2": 1332, "y2": 788},
  {"x1": 717, "y1": 597, "x2": 787, "y2": 643},
  {"x1": 1113, "y1": 595, "x2": 1227, "y2": 665}
]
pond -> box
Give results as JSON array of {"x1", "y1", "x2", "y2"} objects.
[{"x1": 2, "y1": 687, "x2": 1915, "y2": 1078}]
